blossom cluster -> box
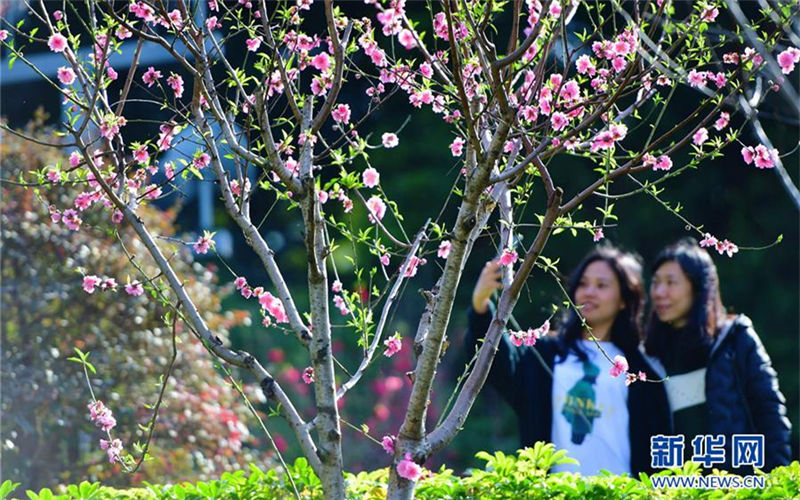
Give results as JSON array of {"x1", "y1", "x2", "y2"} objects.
[
  {"x1": 233, "y1": 276, "x2": 289, "y2": 325},
  {"x1": 509, "y1": 320, "x2": 550, "y2": 347},
  {"x1": 88, "y1": 401, "x2": 123, "y2": 463},
  {"x1": 699, "y1": 234, "x2": 739, "y2": 258}
]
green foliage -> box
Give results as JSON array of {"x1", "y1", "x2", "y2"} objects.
[{"x1": 7, "y1": 456, "x2": 800, "y2": 500}]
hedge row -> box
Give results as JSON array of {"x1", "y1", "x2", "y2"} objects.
[{"x1": 4, "y1": 444, "x2": 799, "y2": 499}]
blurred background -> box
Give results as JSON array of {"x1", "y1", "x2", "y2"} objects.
[{"x1": 2, "y1": 0, "x2": 797, "y2": 491}]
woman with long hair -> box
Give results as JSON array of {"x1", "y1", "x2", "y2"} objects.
[
  {"x1": 465, "y1": 245, "x2": 670, "y2": 475},
  {"x1": 645, "y1": 238, "x2": 791, "y2": 472}
]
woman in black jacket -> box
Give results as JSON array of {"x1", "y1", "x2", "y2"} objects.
[
  {"x1": 645, "y1": 239, "x2": 792, "y2": 472},
  {"x1": 465, "y1": 246, "x2": 671, "y2": 475}
]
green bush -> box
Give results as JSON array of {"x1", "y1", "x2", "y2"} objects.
[{"x1": 4, "y1": 444, "x2": 799, "y2": 499}]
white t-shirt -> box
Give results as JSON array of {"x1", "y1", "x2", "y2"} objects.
[{"x1": 550, "y1": 340, "x2": 631, "y2": 475}]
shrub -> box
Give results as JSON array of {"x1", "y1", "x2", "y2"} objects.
[
  {"x1": 4, "y1": 446, "x2": 799, "y2": 500},
  {"x1": 1, "y1": 125, "x2": 275, "y2": 490}
]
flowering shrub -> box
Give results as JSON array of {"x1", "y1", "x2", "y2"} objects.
[{"x1": 0, "y1": 128, "x2": 274, "y2": 490}]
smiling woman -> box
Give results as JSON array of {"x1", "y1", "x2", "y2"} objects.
[
  {"x1": 644, "y1": 239, "x2": 792, "y2": 473},
  {"x1": 464, "y1": 246, "x2": 671, "y2": 476}
]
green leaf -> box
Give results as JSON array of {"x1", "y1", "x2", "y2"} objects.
[{"x1": 0, "y1": 481, "x2": 20, "y2": 500}]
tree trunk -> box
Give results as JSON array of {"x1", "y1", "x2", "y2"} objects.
[{"x1": 319, "y1": 463, "x2": 346, "y2": 499}]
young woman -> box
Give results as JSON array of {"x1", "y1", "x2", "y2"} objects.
[
  {"x1": 645, "y1": 239, "x2": 791, "y2": 472},
  {"x1": 465, "y1": 246, "x2": 671, "y2": 475}
]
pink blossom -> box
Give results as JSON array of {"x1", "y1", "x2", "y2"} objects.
[
  {"x1": 419, "y1": 62, "x2": 433, "y2": 79},
  {"x1": 654, "y1": 155, "x2": 673, "y2": 171},
  {"x1": 741, "y1": 146, "x2": 755, "y2": 164},
  {"x1": 593, "y1": 228, "x2": 605, "y2": 242},
  {"x1": 609, "y1": 355, "x2": 628, "y2": 378},
  {"x1": 46, "y1": 168, "x2": 61, "y2": 183},
  {"x1": 297, "y1": 0, "x2": 314, "y2": 10},
  {"x1": 0, "y1": 30, "x2": 8, "y2": 42},
  {"x1": 125, "y1": 281, "x2": 144, "y2": 296},
  {"x1": 380, "y1": 254, "x2": 390, "y2": 266},
  {"x1": 575, "y1": 55, "x2": 596, "y2": 76},
  {"x1": 57, "y1": 66, "x2": 76, "y2": 85},
  {"x1": 362, "y1": 167, "x2": 380, "y2": 188},
  {"x1": 259, "y1": 292, "x2": 289, "y2": 323},
  {"x1": 700, "y1": 5, "x2": 719, "y2": 22},
  {"x1": 83, "y1": 275, "x2": 102, "y2": 293},
  {"x1": 235, "y1": 277, "x2": 248, "y2": 290},
  {"x1": 167, "y1": 73, "x2": 184, "y2": 98},
  {"x1": 384, "y1": 336, "x2": 402, "y2": 357},
  {"x1": 692, "y1": 127, "x2": 708, "y2": 146},
  {"x1": 397, "y1": 453, "x2": 423, "y2": 481},
  {"x1": 116, "y1": 26, "x2": 132, "y2": 39},
  {"x1": 687, "y1": 69, "x2": 707, "y2": 88},
  {"x1": 166, "y1": 9, "x2": 183, "y2": 28},
  {"x1": 333, "y1": 295, "x2": 350, "y2": 316},
  {"x1": 206, "y1": 16, "x2": 221, "y2": 31},
  {"x1": 74, "y1": 192, "x2": 93, "y2": 211},
  {"x1": 69, "y1": 151, "x2": 82, "y2": 167},
  {"x1": 499, "y1": 248, "x2": 518, "y2": 267},
  {"x1": 382, "y1": 133, "x2": 399, "y2": 148},
  {"x1": 101, "y1": 277, "x2": 117, "y2": 291},
  {"x1": 777, "y1": 47, "x2": 800, "y2": 74},
  {"x1": 437, "y1": 240, "x2": 452, "y2": 259},
  {"x1": 716, "y1": 239, "x2": 739, "y2": 258},
  {"x1": 194, "y1": 152, "x2": 211, "y2": 169},
  {"x1": 311, "y1": 52, "x2": 331, "y2": 72},
  {"x1": 699, "y1": 233, "x2": 718, "y2": 248},
  {"x1": 62, "y1": 209, "x2": 82, "y2": 230},
  {"x1": 100, "y1": 438, "x2": 123, "y2": 464},
  {"x1": 381, "y1": 435, "x2": 396, "y2": 454},
  {"x1": 398, "y1": 29, "x2": 416, "y2": 49},
  {"x1": 48, "y1": 33, "x2": 68, "y2": 53},
  {"x1": 245, "y1": 37, "x2": 261, "y2": 52},
  {"x1": 611, "y1": 56, "x2": 627, "y2": 73},
  {"x1": 106, "y1": 67, "x2": 118, "y2": 80},
  {"x1": 403, "y1": 256, "x2": 426, "y2": 278},
  {"x1": 753, "y1": 144, "x2": 777, "y2": 169},
  {"x1": 87, "y1": 400, "x2": 117, "y2": 432},
  {"x1": 302, "y1": 367, "x2": 314, "y2": 384},
  {"x1": 713, "y1": 112, "x2": 729, "y2": 131},
  {"x1": 142, "y1": 66, "x2": 162, "y2": 87},
  {"x1": 550, "y1": 112, "x2": 568, "y2": 131},
  {"x1": 711, "y1": 72, "x2": 727, "y2": 89},
  {"x1": 332, "y1": 103, "x2": 351, "y2": 123},
  {"x1": 193, "y1": 231, "x2": 215, "y2": 254},
  {"x1": 133, "y1": 145, "x2": 149, "y2": 164},
  {"x1": 366, "y1": 196, "x2": 386, "y2": 223},
  {"x1": 449, "y1": 137, "x2": 465, "y2": 157},
  {"x1": 560, "y1": 80, "x2": 580, "y2": 101}
]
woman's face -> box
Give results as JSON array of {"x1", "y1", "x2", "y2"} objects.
[
  {"x1": 650, "y1": 260, "x2": 694, "y2": 328},
  {"x1": 574, "y1": 260, "x2": 625, "y2": 336}
]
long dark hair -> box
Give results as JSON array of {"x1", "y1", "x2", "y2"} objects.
[
  {"x1": 644, "y1": 238, "x2": 726, "y2": 364},
  {"x1": 557, "y1": 246, "x2": 645, "y2": 362}
]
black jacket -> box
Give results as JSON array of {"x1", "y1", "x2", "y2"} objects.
[
  {"x1": 464, "y1": 307, "x2": 672, "y2": 475},
  {"x1": 647, "y1": 314, "x2": 792, "y2": 472}
]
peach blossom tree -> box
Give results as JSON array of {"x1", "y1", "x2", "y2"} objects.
[{"x1": 1, "y1": 0, "x2": 797, "y2": 498}]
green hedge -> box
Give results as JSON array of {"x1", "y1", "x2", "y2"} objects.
[{"x1": 4, "y1": 444, "x2": 799, "y2": 499}]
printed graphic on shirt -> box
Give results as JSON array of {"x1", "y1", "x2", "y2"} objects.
[{"x1": 561, "y1": 360, "x2": 601, "y2": 444}]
